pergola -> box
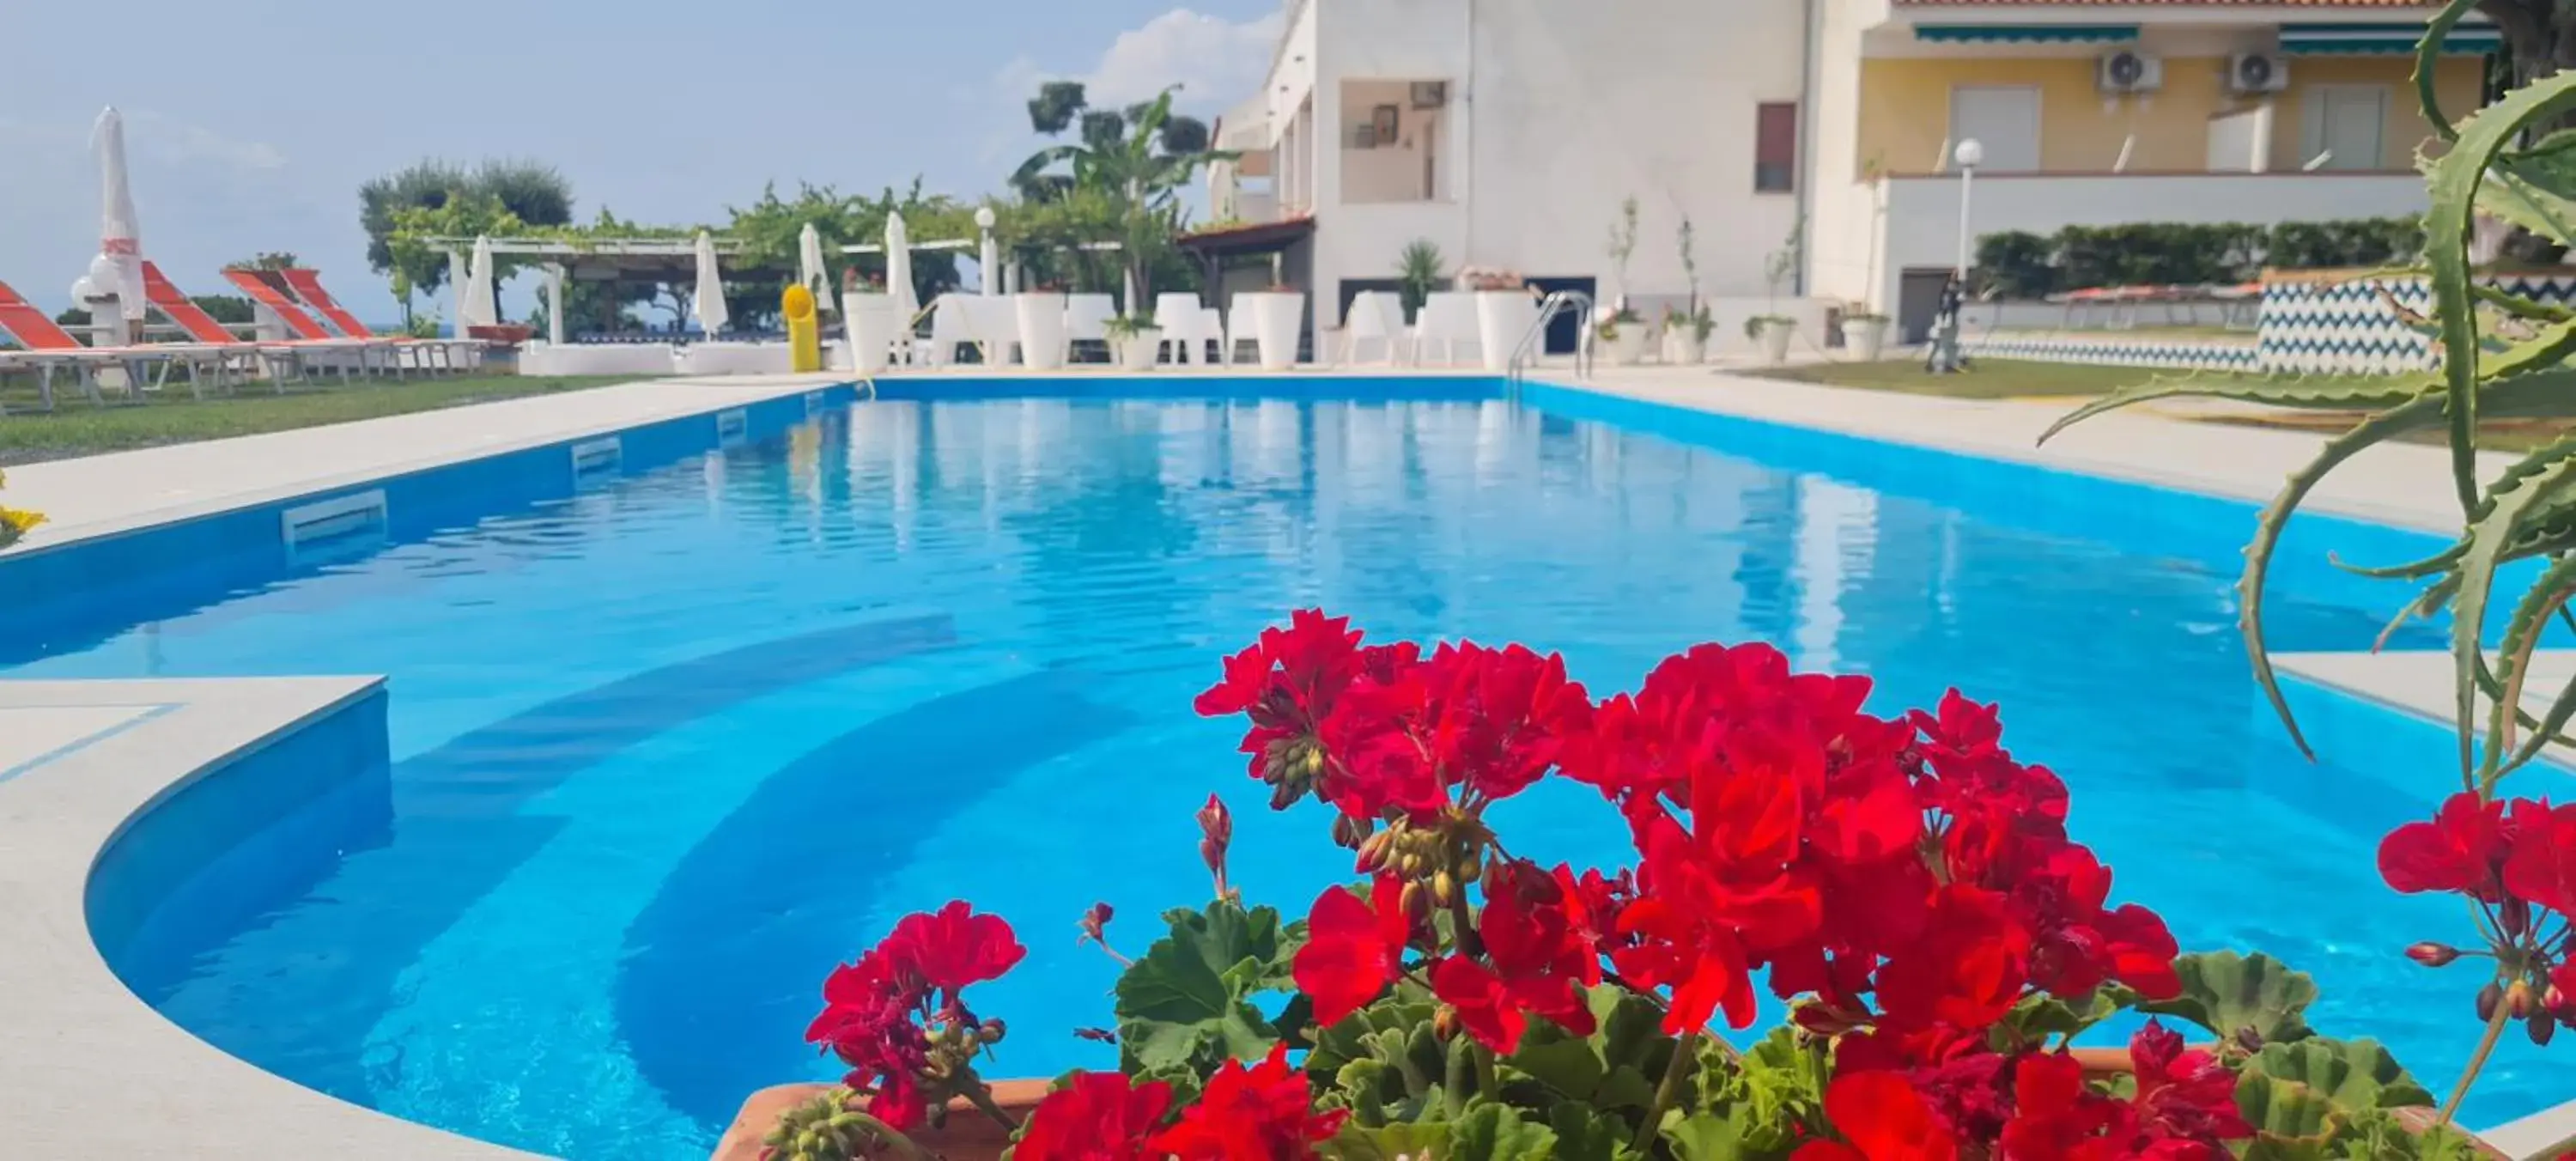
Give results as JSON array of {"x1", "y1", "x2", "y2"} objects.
[{"x1": 427, "y1": 235, "x2": 977, "y2": 343}]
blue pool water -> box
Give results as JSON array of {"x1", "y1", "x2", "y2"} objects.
[{"x1": 24, "y1": 380, "x2": 2555, "y2": 1156}]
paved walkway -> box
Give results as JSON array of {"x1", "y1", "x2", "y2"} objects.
[{"x1": 3, "y1": 373, "x2": 842, "y2": 551}]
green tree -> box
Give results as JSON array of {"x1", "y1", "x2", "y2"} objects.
[
  {"x1": 1011, "y1": 84, "x2": 1229, "y2": 306},
  {"x1": 360, "y1": 159, "x2": 574, "y2": 322},
  {"x1": 229, "y1": 252, "x2": 301, "y2": 271}
]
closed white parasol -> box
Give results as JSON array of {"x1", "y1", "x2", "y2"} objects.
[{"x1": 693, "y1": 230, "x2": 729, "y2": 337}]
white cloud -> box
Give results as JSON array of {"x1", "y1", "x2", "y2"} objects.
[
  {"x1": 1085, "y1": 9, "x2": 1285, "y2": 108},
  {"x1": 127, "y1": 110, "x2": 287, "y2": 172}
]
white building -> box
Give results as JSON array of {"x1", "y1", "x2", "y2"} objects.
[{"x1": 1207, "y1": 0, "x2": 2488, "y2": 350}]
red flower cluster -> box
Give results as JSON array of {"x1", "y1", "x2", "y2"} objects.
[
  {"x1": 1012, "y1": 1072, "x2": 1176, "y2": 1161},
  {"x1": 1150, "y1": 1042, "x2": 1349, "y2": 1159},
  {"x1": 1207, "y1": 615, "x2": 2225, "y2": 1156},
  {"x1": 2379, "y1": 791, "x2": 2576, "y2": 1024},
  {"x1": 803, "y1": 902, "x2": 1026, "y2": 1130},
  {"x1": 1801, "y1": 1024, "x2": 2243, "y2": 1161},
  {"x1": 1197, "y1": 611, "x2": 1588, "y2": 820}
]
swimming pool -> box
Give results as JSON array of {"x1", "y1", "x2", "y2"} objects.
[{"x1": 28, "y1": 377, "x2": 2550, "y2": 1157}]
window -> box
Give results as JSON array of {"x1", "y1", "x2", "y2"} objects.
[
  {"x1": 1947, "y1": 86, "x2": 2042, "y2": 172},
  {"x1": 1755, "y1": 102, "x2": 1798, "y2": 192},
  {"x1": 2300, "y1": 84, "x2": 2388, "y2": 170}
]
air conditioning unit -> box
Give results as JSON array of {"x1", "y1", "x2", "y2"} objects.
[
  {"x1": 2229, "y1": 52, "x2": 2289, "y2": 94},
  {"x1": 2097, "y1": 50, "x2": 2163, "y2": 94}
]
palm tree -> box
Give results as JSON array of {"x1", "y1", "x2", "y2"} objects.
[{"x1": 1012, "y1": 85, "x2": 1232, "y2": 306}]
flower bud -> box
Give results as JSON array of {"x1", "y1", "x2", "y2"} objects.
[
  {"x1": 2508, "y1": 980, "x2": 2537, "y2": 1021},
  {"x1": 1432, "y1": 870, "x2": 1456, "y2": 906},
  {"x1": 2549, "y1": 984, "x2": 2571, "y2": 1020},
  {"x1": 2530, "y1": 1012, "x2": 2558, "y2": 1048},
  {"x1": 2406, "y1": 942, "x2": 2462, "y2": 968},
  {"x1": 1357, "y1": 829, "x2": 1396, "y2": 872},
  {"x1": 1432, "y1": 1005, "x2": 1461, "y2": 1042},
  {"x1": 979, "y1": 1018, "x2": 1009, "y2": 1044},
  {"x1": 1078, "y1": 902, "x2": 1114, "y2": 945},
  {"x1": 1332, "y1": 812, "x2": 1366, "y2": 849},
  {"x1": 2478, "y1": 982, "x2": 2505, "y2": 1023},
  {"x1": 1401, "y1": 879, "x2": 1434, "y2": 923}
]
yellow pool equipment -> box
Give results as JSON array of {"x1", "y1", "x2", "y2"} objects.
[{"x1": 783, "y1": 284, "x2": 822, "y2": 373}]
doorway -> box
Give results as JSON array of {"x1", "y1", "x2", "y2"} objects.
[{"x1": 1526, "y1": 276, "x2": 1598, "y2": 356}]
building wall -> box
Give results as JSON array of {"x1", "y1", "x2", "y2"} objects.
[
  {"x1": 1853, "y1": 53, "x2": 2482, "y2": 175},
  {"x1": 1303, "y1": 0, "x2": 1813, "y2": 331},
  {"x1": 1807, "y1": 0, "x2": 1885, "y2": 312}
]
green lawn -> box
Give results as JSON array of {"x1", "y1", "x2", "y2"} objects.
[
  {"x1": 1747, "y1": 358, "x2": 2174, "y2": 399},
  {"x1": 1747, "y1": 358, "x2": 2572, "y2": 451},
  {"x1": 0, "y1": 374, "x2": 641, "y2": 465}
]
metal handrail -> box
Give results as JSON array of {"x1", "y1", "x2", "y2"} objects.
[{"x1": 1505, "y1": 289, "x2": 1594, "y2": 386}]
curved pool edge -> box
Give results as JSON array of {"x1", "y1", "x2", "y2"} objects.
[{"x1": 0, "y1": 675, "x2": 537, "y2": 1159}]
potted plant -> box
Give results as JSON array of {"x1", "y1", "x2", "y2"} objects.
[
  {"x1": 1461, "y1": 268, "x2": 1540, "y2": 372},
  {"x1": 1394, "y1": 240, "x2": 1445, "y2": 323},
  {"x1": 1595, "y1": 305, "x2": 1648, "y2": 366},
  {"x1": 1104, "y1": 314, "x2": 1160, "y2": 371},
  {"x1": 1014, "y1": 283, "x2": 1069, "y2": 371},
  {"x1": 1843, "y1": 310, "x2": 1891, "y2": 361},
  {"x1": 843, "y1": 273, "x2": 897, "y2": 374},
  {"x1": 1745, "y1": 218, "x2": 1804, "y2": 365},
  {"x1": 1245, "y1": 282, "x2": 1306, "y2": 370},
  {"x1": 1662, "y1": 304, "x2": 1712, "y2": 365},
  {"x1": 724, "y1": 607, "x2": 2517, "y2": 1161}
]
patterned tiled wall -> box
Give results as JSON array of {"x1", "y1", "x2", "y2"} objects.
[
  {"x1": 1959, "y1": 334, "x2": 2261, "y2": 373},
  {"x1": 2257, "y1": 271, "x2": 2576, "y2": 375}
]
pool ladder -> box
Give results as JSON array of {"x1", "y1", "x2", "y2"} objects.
[{"x1": 1504, "y1": 289, "x2": 1595, "y2": 390}]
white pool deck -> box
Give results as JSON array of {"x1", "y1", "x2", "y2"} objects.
[{"x1": 0, "y1": 362, "x2": 2564, "y2": 1156}]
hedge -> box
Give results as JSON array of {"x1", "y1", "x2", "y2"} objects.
[{"x1": 1973, "y1": 218, "x2": 2424, "y2": 299}]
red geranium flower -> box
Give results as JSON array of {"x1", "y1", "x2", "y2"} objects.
[
  {"x1": 2504, "y1": 798, "x2": 2576, "y2": 915},
  {"x1": 1792, "y1": 1070, "x2": 1959, "y2": 1161},
  {"x1": 1292, "y1": 876, "x2": 1412, "y2": 1024},
  {"x1": 1149, "y1": 1042, "x2": 1346, "y2": 1160},
  {"x1": 1874, "y1": 885, "x2": 2032, "y2": 1032},
  {"x1": 2379, "y1": 792, "x2": 2510, "y2": 900},
  {"x1": 2124, "y1": 1021, "x2": 2251, "y2": 1146},
  {"x1": 1012, "y1": 1071, "x2": 1176, "y2": 1161},
  {"x1": 887, "y1": 901, "x2": 1027, "y2": 995}
]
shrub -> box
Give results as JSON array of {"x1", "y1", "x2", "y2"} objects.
[{"x1": 1973, "y1": 217, "x2": 2426, "y2": 298}]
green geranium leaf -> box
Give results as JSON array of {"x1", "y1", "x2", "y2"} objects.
[
  {"x1": 1113, "y1": 898, "x2": 1303, "y2": 1079},
  {"x1": 2137, "y1": 951, "x2": 2318, "y2": 1046},
  {"x1": 2248, "y1": 1037, "x2": 2435, "y2": 1111},
  {"x1": 1661, "y1": 1113, "x2": 1747, "y2": 1161},
  {"x1": 2238, "y1": 1071, "x2": 2347, "y2": 1161},
  {"x1": 1505, "y1": 1027, "x2": 1607, "y2": 1101},
  {"x1": 2006, "y1": 986, "x2": 2136, "y2": 1042},
  {"x1": 1547, "y1": 1105, "x2": 1642, "y2": 1161},
  {"x1": 1449, "y1": 1103, "x2": 1560, "y2": 1161},
  {"x1": 1319, "y1": 1118, "x2": 1451, "y2": 1161}
]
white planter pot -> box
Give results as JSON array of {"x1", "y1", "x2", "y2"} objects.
[
  {"x1": 1758, "y1": 320, "x2": 1795, "y2": 364},
  {"x1": 844, "y1": 291, "x2": 897, "y2": 373},
  {"x1": 1846, "y1": 318, "x2": 1889, "y2": 362},
  {"x1": 1014, "y1": 293, "x2": 1068, "y2": 370},
  {"x1": 1116, "y1": 330, "x2": 1162, "y2": 371},
  {"x1": 1602, "y1": 324, "x2": 1647, "y2": 366},
  {"x1": 1473, "y1": 291, "x2": 1540, "y2": 371},
  {"x1": 1242, "y1": 291, "x2": 1305, "y2": 370},
  {"x1": 1668, "y1": 331, "x2": 1708, "y2": 365}
]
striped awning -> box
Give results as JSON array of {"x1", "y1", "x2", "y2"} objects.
[
  {"x1": 2277, "y1": 22, "x2": 2501, "y2": 54},
  {"x1": 1912, "y1": 23, "x2": 2140, "y2": 42}
]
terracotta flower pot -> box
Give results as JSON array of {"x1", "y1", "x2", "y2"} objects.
[{"x1": 713, "y1": 1079, "x2": 1051, "y2": 1161}]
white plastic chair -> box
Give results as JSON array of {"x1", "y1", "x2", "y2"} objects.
[
  {"x1": 1065, "y1": 293, "x2": 1116, "y2": 363},
  {"x1": 1343, "y1": 291, "x2": 1408, "y2": 366},
  {"x1": 1414, "y1": 292, "x2": 1481, "y2": 366},
  {"x1": 926, "y1": 295, "x2": 977, "y2": 367},
  {"x1": 1211, "y1": 306, "x2": 1244, "y2": 366},
  {"x1": 1153, "y1": 293, "x2": 1209, "y2": 365}
]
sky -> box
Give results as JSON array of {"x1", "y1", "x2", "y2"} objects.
[{"x1": 0, "y1": 0, "x2": 1285, "y2": 325}]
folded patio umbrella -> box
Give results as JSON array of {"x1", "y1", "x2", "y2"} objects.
[
  {"x1": 93, "y1": 106, "x2": 144, "y2": 323},
  {"x1": 799, "y1": 223, "x2": 833, "y2": 313},
  {"x1": 693, "y1": 230, "x2": 729, "y2": 337},
  {"x1": 884, "y1": 211, "x2": 919, "y2": 328},
  {"x1": 462, "y1": 236, "x2": 499, "y2": 331}
]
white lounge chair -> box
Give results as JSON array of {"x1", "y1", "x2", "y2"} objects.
[
  {"x1": 1065, "y1": 293, "x2": 1116, "y2": 363},
  {"x1": 925, "y1": 295, "x2": 977, "y2": 367},
  {"x1": 967, "y1": 296, "x2": 1020, "y2": 366},
  {"x1": 1415, "y1": 292, "x2": 1481, "y2": 367},
  {"x1": 1153, "y1": 293, "x2": 1211, "y2": 365},
  {"x1": 1211, "y1": 306, "x2": 1242, "y2": 367},
  {"x1": 1343, "y1": 291, "x2": 1409, "y2": 366}
]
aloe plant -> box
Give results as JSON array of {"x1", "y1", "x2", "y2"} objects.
[{"x1": 2046, "y1": 0, "x2": 2576, "y2": 782}]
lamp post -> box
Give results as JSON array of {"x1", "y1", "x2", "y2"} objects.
[
  {"x1": 1928, "y1": 137, "x2": 1983, "y2": 374},
  {"x1": 974, "y1": 205, "x2": 1000, "y2": 297}
]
